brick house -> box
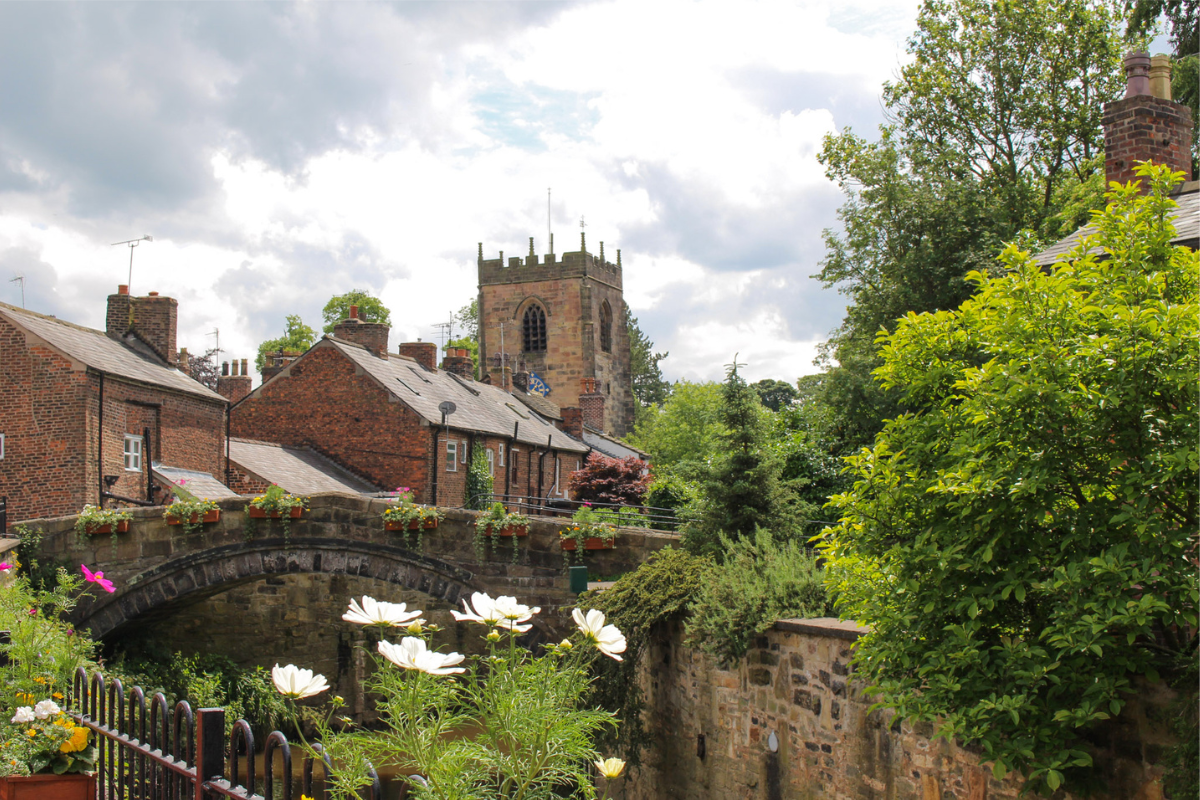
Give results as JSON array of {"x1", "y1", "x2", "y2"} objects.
[
  {"x1": 229, "y1": 308, "x2": 589, "y2": 507},
  {"x1": 0, "y1": 286, "x2": 229, "y2": 523},
  {"x1": 477, "y1": 234, "x2": 636, "y2": 438}
]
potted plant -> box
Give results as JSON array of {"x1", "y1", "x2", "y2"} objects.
[
  {"x1": 474, "y1": 502, "x2": 530, "y2": 563},
  {"x1": 559, "y1": 505, "x2": 618, "y2": 563},
  {"x1": 72, "y1": 505, "x2": 132, "y2": 552},
  {"x1": 245, "y1": 485, "x2": 308, "y2": 545},
  {"x1": 381, "y1": 488, "x2": 443, "y2": 550},
  {"x1": 0, "y1": 561, "x2": 99, "y2": 798},
  {"x1": 163, "y1": 480, "x2": 221, "y2": 537}
]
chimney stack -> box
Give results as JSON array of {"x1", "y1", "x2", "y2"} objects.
[
  {"x1": 442, "y1": 347, "x2": 474, "y2": 378},
  {"x1": 579, "y1": 377, "x2": 605, "y2": 433},
  {"x1": 1104, "y1": 52, "x2": 1194, "y2": 190},
  {"x1": 217, "y1": 355, "x2": 252, "y2": 404},
  {"x1": 398, "y1": 341, "x2": 437, "y2": 370},
  {"x1": 106, "y1": 286, "x2": 178, "y2": 365},
  {"x1": 261, "y1": 349, "x2": 302, "y2": 384},
  {"x1": 333, "y1": 307, "x2": 390, "y2": 357}
]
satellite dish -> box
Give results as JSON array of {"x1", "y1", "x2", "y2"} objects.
[{"x1": 438, "y1": 401, "x2": 457, "y2": 417}]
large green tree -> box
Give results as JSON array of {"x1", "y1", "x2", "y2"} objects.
[
  {"x1": 813, "y1": 0, "x2": 1129, "y2": 453},
  {"x1": 321, "y1": 289, "x2": 392, "y2": 334},
  {"x1": 821, "y1": 166, "x2": 1198, "y2": 791},
  {"x1": 255, "y1": 314, "x2": 317, "y2": 372},
  {"x1": 627, "y1": 381, "x2": 723, "y2": 478},
  {"x1": 626, "y1": 308, "x2": 669, "y2": 409}
]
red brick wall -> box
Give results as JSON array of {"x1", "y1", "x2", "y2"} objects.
[
  {"x1": 226, "y1": 463, "x2": 271, "y2": 496},
  {"x1": 231, "y1": 346, "x2": 434, "y2": 502},
  {"x1": 1104, "y1": 95, "x2": 1194, "y2": 188}
]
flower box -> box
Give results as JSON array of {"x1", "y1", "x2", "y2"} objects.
[
  {"x1": 165, "y1": 508, "x2": 221, "y2": 526},
  {"x1": 248, "y1": 506, "x2": 304, "y2": 519},
  {"x1": 560, "y1": 536, "x2": 617, "y2": 552},
  {"x1": 385, "y1": 518, "x2": 440, "y2": 532},
  {"x1": 85, "y1": 520, "x2": 129, "y2": 535},
  {"x1": 483, "y1": 524, "x2": 528, "y2": 538},
  {"x1": 0, "y1": 773, "x2": 97, "y2": 800}
]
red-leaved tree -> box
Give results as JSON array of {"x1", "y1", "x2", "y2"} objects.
[{"x1": 567, "y1": 453, "x2": 651, "y2": 506}]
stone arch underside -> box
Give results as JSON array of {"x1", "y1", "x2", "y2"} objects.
[{"x1": 77, "y1": 538, "x2": 505, "y2": 640}]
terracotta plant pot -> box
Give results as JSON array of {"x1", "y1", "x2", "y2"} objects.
[
  {"x1": 248, "y1": 506, "x2": 304, "y2": 519},
  {"x1": 385, "y1": 518, "x2": 439, "y2": 531},
  {"x1": 560, "y1": 536, "x2": 617, "y2": 551},
  {"x1": 86, "y1": 520, "x2": 130, "y2": 535},
  {"x1": 166, "y1": 508, "x2": 221, "y2": 526},
  {"x1": 0, "y1": 773, "x2": 97, "y2": 800},
  {"x1": 485, "y1": 524, "x2": 528, "y2": 538}
]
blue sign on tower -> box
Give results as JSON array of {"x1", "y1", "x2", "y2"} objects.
[{"x1": 528, "y1": 372, "x2": 551, "y2": 397}]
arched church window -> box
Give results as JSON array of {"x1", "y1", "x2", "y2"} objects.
[
  {"x1": 522, "y1": 304, "x2": 547, "y2": 352},
  {"x1": 600, "y1": 300, "x2": 613, "y2": 353}
]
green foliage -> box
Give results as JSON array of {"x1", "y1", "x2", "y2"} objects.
[
  {"x1": 583, "y1": 548, "x2": 712, "y2": 766},
  {"x1": 820, "y1": 165, "x2": 1198, "y2": 792},
  {"x1": 627, "y1": 381, "x2": 723, "y2": 478},
  {"x1": 1162, "y1": 648, "x2": 1199, "y2": 799},
  {"x1": 256, "y1": 314, "x2": 317, "y2": 372},
  {"x1": 686, "y1": 528, "x2": 831, "y2": 667},
  {"x1": 474, "y1": 502, "x2": 529, "y2": 563},
  {"x1": 750, "y1": 378, "x2": 798, "y2": 412},
  {"x1": 643, "y1": 472, "x2": 699, "y2": 530},
  {"x1": 682, "y1": 362, "x2": 787, "y2": 557},
  {"x1": 465, "y1": 440, "x2": 494, "y2": 511},
  {"x1": 455, "y1": 299, "x2": 479, "y2": 341},
  {"x1": 322, "y1": 289, "x2": 392, "y2": 334},
  {"x1": 626, "y1": 308, "x2": 669, "y2": 408},
  {"x1": 11, "y1": 525, "x2": 60, "y2": 593},
  {"x1": 445, "y1": 336, "x2": 479, "y2": 377},
  {"x1": 560, "y1": 506, "x2": 619, "y2": 565}
]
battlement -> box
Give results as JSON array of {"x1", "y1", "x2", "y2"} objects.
[{"x1": 477, "y1": 235, "x2": 623, "y2": 288}]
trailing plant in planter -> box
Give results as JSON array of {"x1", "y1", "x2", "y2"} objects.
[
  {"x1": 560, "y1": 505, "x2": 618, "y2": 563},
  {"x1": 474, "y1": 502, "x2": 530, "y2": 564},
  {"x1": 246, "y1": 485, "x2": 308, "y2": 545},
  {"x1": 163, "y1": 480, "x2": 220, "y2": 538},
  {"x1": 381, "y1": 487, "x2": 444, "y2": 550},
  {"x1": 72, "y1": 505, "x2": 132, "y2": 552}
]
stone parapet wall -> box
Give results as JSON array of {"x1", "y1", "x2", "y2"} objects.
[{"x1": 622, "y1": 618, "x2": 1173, "y2": 800}]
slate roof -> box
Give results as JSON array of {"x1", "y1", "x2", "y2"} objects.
[
  {"x1": 229, "y1": 438, "x2": 380, "y2": 495},
  {"x1": 152, "y1": 464, "x2": 239, "y2": 500},
  {"x1": 0, "y1": 301, "x2": 225, "y2": 402},
  {"x1": 583, "y1": 426, "x2": 650, "y2": 462},
  {"x1": 512, "y1": 390, "x2": 562, "y2": 421},
  {"x1": 308, "y1": 337, "x2": 588, "y2": 453},
  {"x1": 1033, "y1": 183, "x2": 1199, "y2": 267}
]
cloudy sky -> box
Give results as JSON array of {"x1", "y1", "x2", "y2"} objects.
[{"x1": 0, "y1": 0, "x2": 922, "y2": 383}]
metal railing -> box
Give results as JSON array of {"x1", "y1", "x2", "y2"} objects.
[
  {"x1": 70, "y1": 668, "x2": 389, "y2": 800},
  {"x1": 464, "y1": 493, "x2": 684, "y2": 531}
]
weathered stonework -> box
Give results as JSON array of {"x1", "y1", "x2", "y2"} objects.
[{"x1": 620, "y1": 619, "x2": 1175, "y2": 800}]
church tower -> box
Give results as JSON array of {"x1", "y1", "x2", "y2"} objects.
[{"x1": 477, "y1": 233, "x2": 634, "y2": 438}]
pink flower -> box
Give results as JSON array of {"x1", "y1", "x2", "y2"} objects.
[
  {"x1": 27, "y1": 609, "x2": 36, "y2": 616},
  {"x1": 176, "y1": 479, "x2": 188, "y2": 486},
  {"x1": 0, "y1": 563, "x2": 12, "y2": 571},
  {"x1": 81, "y1": 564, "x2": 116, "y2": 593}
]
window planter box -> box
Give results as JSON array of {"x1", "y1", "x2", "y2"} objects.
[
  {"x1": 248, "y1": 506, "x2": 304, "y2": 519},
  {"x1": 165, "y1": 508, "x2": 221, "y2": 526},
  {"x1": 85, "y1": 520, "x2": 130, "y2": 535},
  {"x1": 560, "y1": 536, "x2": 617, "y2": 552},
  {"x1": 482, "y1": 524, "x2": 529, "y2": 538},
  {"x1": 385, "y1": 518, "x2": 440, "y2": 532},
  {"x1": 0, "y1": 773, "x2": 97, "y2": 800}
]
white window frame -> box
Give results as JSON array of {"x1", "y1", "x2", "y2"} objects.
[
  {"x1": 123, "y1": 434, "x2": 143, "y2": 472},
  {"x1": 498, "y1": 443, "x2": 505, "y2": 467},
  {"x1": 460, "y1": 440, "x2": 468, "y2": 463},
  {"x1": 0, "y1": 433, "x2": 5, "y2": 460},
  {"x1": 446, "y1": 441, "x2": 458, "y2": 472},
  {"x1": 487, "y1": 448, "x2": 495, "y2": 476}
]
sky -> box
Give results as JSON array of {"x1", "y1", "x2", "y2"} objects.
[{"x1": 0, "y1": 0, "x2": 925, "y2": 384}]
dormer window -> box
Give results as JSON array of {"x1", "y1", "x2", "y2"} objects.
[{"x1": 523, "y1": 305, "x2": 547, "y2": 352}]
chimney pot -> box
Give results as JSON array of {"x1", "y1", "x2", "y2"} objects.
[
  {"x1": 148, "y1": 291, "x2": 159, "y2": 297},
  {"x1": 231, "y1": 360, "x2": 239, "y2": 377},
  {"x1": 222, "y1": 361, "x2": 230, "y2": 376},
  {"x1": 1123, "y1": 51, "x2": 1152, "y2": 98},
  {"x1": 349, "y1": 304, "x2": 358, "y2": 320},
  {"x1": 241, "y1": 358, "x2": 248, "y2": 375},
  {"x1": 117, "y1": 284, "x2": 129, "y2": 296},
  {"x1": 1149, "y1": 54, "x2": 1173, "y2": 100}
]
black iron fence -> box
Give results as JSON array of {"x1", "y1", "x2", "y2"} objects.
[
  {"x1": 463, "y1": 492, "x2": 684, "y2": 531},
  {"x1": 69, "y1": 668, "x2": 388, "y2": 800}
]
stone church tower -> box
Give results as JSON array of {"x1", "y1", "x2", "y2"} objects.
[{"x1": 477, "y1": 233, "x2": 634, "y2": 438}]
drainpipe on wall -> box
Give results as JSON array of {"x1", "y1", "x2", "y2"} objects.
[
  {"x1": 225, "y1": 402, "x2": 231, "y2": 490},
  {"x1": 144, "y1": 425, "x2": 153, "y2": 503},
  {"x1": 97, "y1": 373, "x2": 104, "y2": 507}
]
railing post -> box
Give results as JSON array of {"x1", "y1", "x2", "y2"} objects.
[{"x1": 195, "y1": 708, "x2": 225, "y2": 800}]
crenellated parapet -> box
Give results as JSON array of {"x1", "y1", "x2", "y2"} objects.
[{"x1": 478, "y1": 234, "x2": 623, "y2": 289}]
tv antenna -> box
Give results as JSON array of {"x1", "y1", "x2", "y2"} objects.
[
  {"x1": 207, "y1": 327, "x2": 220, "y2": 358},
  {"x1": 8, "y1": 276, "x2": 24, "y2": 308},
  {"x1": 111, "y1": 235, "x2": 153, "y2": 293},
  {"x1": 432, "y1": 320, "x2": 453, "y2": 354}
]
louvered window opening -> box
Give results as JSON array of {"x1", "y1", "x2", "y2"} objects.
[
  {"x1": 523, "y1": 305, "x2": 547, "y2": 352},
  {"x1": 599, "y1": 301, "x2": 613, "y2": 353}
]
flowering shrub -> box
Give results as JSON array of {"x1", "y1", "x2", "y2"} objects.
[
  {"x1": 72, "y1": 505, "x2": 132, "y2": 552},
  {"x1": 247, "y1": 485, "x2": 308, "y2": 543},
  {"x1": 473, "y1": 502, "x2": 530, "y2": 563},
  {"x1": 273, "y1": 592, "x2": 627, "y2": 799},
  {"x1": 0, "y1": 559, "x2": 98, "y2": 776},
  {"x1": 381, "y1": 487, "x2": 444, "y2": 549}
]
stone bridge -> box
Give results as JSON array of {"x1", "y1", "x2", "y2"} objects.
[{"x1": 19, "y1": 494, "x2": 676, "y2": 711}]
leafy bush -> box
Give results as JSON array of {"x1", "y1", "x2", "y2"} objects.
[
  {"x1": 566, "y1": 453, "x2": 651, "y2": 507},
  {"x1": 642, "y1": 472, "x2": 699, "y2": 531},
  {"x1": 685, "y1": 528, "x2": 831, "y2": 667},
  {"x1": 465, "y1": 440, "x2": 493, "y2": 510}
]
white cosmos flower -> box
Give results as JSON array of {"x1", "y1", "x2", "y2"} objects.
[
  {"x1": 572, "y1": 608, "x2": 627, "y2": 661},
  {"x1": 33, "y1": 699, "x2": 60, "y2": 719},
  {"x1": 343, "y1": 596, "x2": 423, "y2": 628},
  {"x1": 493, "y1": 596, "x2": 540, "y2": 633},
  {"x1": 379, "y1": 637, "x2": 466, "y2": 675},
  {"x1": 595, "y1": 757, "x2": 626, "y2": 778},
  {"x1": 11, "y1": 707, "x2": 34, "y2": 724},
  {"x1": 452, "y1": 592, "x2": 502, "y2": 627},
  {"x1": 271, "y1": 664, "x2": 330, "y2": 699}
]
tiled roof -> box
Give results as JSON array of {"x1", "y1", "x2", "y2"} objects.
[
  {"x1": 512, "y1": 390, "x2": 562, "y2": 421},
  {"x1": 152, "y1": 464, "x2": 239, "y2": 500},
  {"x1": 229, "y1": 438, "x2": 380, "y2": 495},
  {"x1": 1033, "y1": 185, "x2": 1199, "y2": 267},
  {"x1": 583, "y1": 426, "x2": 650, "y2": 462},
  {"x1": 326, "y1": 338, "x2": 588, "y2": 453},
  {"x1": 0, "y1": 302, "x2": 225, "y2": 402}
]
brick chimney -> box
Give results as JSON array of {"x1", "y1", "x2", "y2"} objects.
[
  {"x1": 442, "y1": 347, "x2": 474, "y2": 378},
  {"x1": 217, "y1": 357, "x2": 252, "y2": 404},
  {"x1": 106, "y1": 286, "x2": 178, "y2": 365},
  {"x1": 579, "y1": 377, "x2": 605, "y2": 433},
  {"x1": 332, "y1": 304, "x2": 390, "y2": 358},
  {"x1": 561, "y1": 407, "x2": 584, "y2": 438},
  {"x1": 261, "y1": 349, "x2": 302, "y2": 384},
  {"x1": 1104, "y1": 52, "x2": 1194, "y2": 190},
  {"x1": 399, "y1": 341, "x2": 438, "y2": 370}
]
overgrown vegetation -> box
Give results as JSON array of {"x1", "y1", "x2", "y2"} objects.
[{"x1": 465, "y1": 439, "x2": 493, "y2": 510}]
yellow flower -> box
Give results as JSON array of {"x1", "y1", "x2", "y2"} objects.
[
  {"x1": 25, "y1": 729, "x2": 37, "y2": 738},
  {"x1": 595, "y1": 757, "x2": 625, "y2": 779},
  {"x1": 33, "y1": 677, "x2": 46, "y2": 685},
  {"x1": 51, "y1": 692, "x2": 63, "y2": 700},
  {"x1": 59, "y1": 726, "x2": 89, "y2": 754}
]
